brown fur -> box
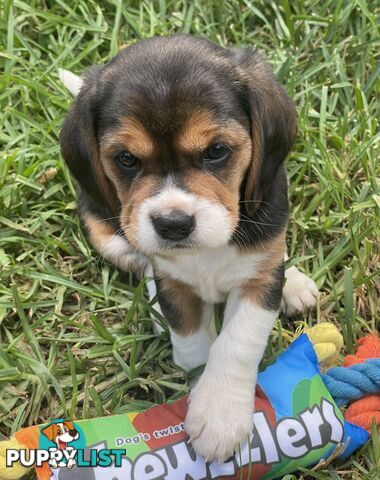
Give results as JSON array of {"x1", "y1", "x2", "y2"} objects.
[
  {"x1": 120, "y1": 175, "x2": 158, "y2": 248},
  {"x1": 240, "y1": 230, "x2": 286, "y2": 306},
  {"x1": 82, "y1": 211, "x2": 117, "y2": 253},
  {"x1": 101, "y1": 117, "x2": 156, "y2": 159},
  {"x1": 183, "y1": 169, "x2": 239, "y2": 221},
  {"x1": 155, "y1": 273, "x2": 203, "y2": 335},
  {"x1": 177, "y1": 111, "x2": 249, "y2": 152}
]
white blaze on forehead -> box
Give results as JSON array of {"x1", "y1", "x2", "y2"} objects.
[{"x1": 135, "y1": 177, "x2": 234, "y2": 254}]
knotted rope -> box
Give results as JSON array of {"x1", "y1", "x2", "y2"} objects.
[
  {"x1": 305, "y1": 322, "x2": 343, "y2": 365},
  {"x1": 321, "y1": 359, "x2": 380, "y2": 406},
  {"x1": 305, "y1": 324, "x2": 380, "y2": 432},
  {"x1": 304, "y1": 322, "x2": 344, "y2": 367}
]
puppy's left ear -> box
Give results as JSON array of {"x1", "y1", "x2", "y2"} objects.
[
  {"x1": 233, "y1": 48, "x2": 296, "y2": 213},
  {"x1": 60, "y1": 66, "x2": 119, "y2": 214}
]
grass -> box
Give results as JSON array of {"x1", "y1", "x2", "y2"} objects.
[{"x1": 0, "y1": 0, "x2": 379, "y2": 478}]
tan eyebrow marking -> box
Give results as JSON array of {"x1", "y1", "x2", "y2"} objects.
[
  {"x1": 177, "y1": 110, "x2": 249, "y2": 152},
  {"x1": 101, "y1": 117, "x2": 156, "y2": 158}
]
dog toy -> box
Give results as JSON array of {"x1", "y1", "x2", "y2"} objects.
[
  {"x1": 1, "y1": 328, "x2": 376, "y2": 480},
  {"x1": 305, "y1": 325, "x2": 380, "y2": 432}
]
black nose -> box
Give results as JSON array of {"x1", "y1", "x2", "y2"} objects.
[
  {"x1": 151, "y1": 211, "x2": 195, "y2": 241},
  {"x1": 69, "y1": 430, "x2": 77, "y2": 437}
]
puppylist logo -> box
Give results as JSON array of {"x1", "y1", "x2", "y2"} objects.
[{"x1": 6, "y1": 419, "x2": 126, "y2": 469}]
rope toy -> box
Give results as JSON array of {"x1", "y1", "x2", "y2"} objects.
[
  {"x1": 305, "y1": 327, "x2": 380, "y2": 431},
  {"x1": 344, "y1": 395, "x2": 380, "y2": 431},
  {"x1": 322, "y1": 359, "x2": 380, "y2": 406},
  {"x1": 304, "y1": 322, "x2": 344, "y2": 366},
  {"x1": 342, "y1": 334, "x2": 380, "y2": 431},
  {"x1": 344, "y1": 334, "x2": 380, "y2": 367}
]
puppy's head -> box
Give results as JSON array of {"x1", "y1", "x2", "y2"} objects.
[{"x1": 61, "y1": 35, "x2": 295, "y2": 255}]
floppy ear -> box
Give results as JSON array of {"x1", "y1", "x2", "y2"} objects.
[
  {"x1": 41, "y1": 423, "x2": 58, "y2": 442},
  {"x1": 234, "y1": 48, "x2": 296, "y2": 214},
  {"x1": 60, "y1": 66, "x2": 119, "y2": 214}
]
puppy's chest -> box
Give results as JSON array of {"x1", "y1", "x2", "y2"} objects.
[{"x1": 154, "y1": 246, "x2": 266, "y2": 303}]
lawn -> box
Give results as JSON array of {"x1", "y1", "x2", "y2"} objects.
[{"x1": 0, "y1": 0, "x2": 379, "y2": 478}]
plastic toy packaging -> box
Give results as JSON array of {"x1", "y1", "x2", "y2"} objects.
[{"x1": 5, "y1": 335, "x2": 369, "y2": 480}]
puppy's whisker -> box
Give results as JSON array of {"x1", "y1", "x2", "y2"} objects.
[
  {"x1": 238, "y1": 199, "x2": 271, "y2": 206},
  {"x1": 238, "y1": 219, "x2": 281, "y2": 227}
]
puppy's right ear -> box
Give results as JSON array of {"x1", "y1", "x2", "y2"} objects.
[{"x1": 60, "y1": 66, "x2": 119, "y2": 213}]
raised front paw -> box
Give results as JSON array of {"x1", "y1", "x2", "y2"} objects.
[
  {"x1": 281, "y1": 266, "x2": 318, "y2": 316},
  {"x1": 185, "y1": 373, "x2": 254, "y2": 462}
]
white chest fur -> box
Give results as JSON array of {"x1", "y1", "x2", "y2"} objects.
[{"x1": 154, "y1": 245, "x2": 266, "y2": 303}]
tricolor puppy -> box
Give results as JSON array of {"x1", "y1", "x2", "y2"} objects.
[{"x1": 60, "y1": 35, "x2": 318, "y2": 461}]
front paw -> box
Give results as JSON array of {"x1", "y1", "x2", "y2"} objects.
[
  {"x1": 281, "y1": 266, "x2": 318, "y2": 316},
  {"x1": 185, "y1": 374, "x2": 254, "y2": 462}
]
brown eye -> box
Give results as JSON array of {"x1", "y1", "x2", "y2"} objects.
[
  {"x1": 203, "y1": 143, "x2": 231, "y2": 163},
  {"x1": 115, "y1": 151, "x2": 139, "y2": 169}
]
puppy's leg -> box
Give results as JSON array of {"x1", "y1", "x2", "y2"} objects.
[
  {"x1": 185, "y1": 234, "x2": 285, "y2": 460},
  {"x1": 170, "y1": 303, "x2": 216, "y2": 372},
  {"x1": 185, "y1": 264, "x2": 283, "y2": 462},
  {"x1": 154, "y1": 273, "x2": 216, "y2": 371},
  {"x1": 282, "y1": 252, "x2": 318, "y2": 316}
]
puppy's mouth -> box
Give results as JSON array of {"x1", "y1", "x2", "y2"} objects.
[{"x1": 156, "y1": 237, "x2": 200, "y2": 254}]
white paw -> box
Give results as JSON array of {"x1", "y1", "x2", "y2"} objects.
[
  {"x1": 281, "y1": 266, "x2": 318, "y2": 316},
  {"x1": 185, "y1": 373, "x2": 253, "y2": 462}
]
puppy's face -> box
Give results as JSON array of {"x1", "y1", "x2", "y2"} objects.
[
  {"x1": 61, "y1": 36, "x2": 296, "y2": 255},
  {"x1": 100, "y1": 98, "x2": 251, "y2": 255}
]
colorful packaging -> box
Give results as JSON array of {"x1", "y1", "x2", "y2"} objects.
[{"x1": 9, "y1": 335, "x2": 369, "y2": 479}]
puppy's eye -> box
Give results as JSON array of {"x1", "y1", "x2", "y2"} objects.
[
  {"x1": 203, "y1": 143, "x2": 231, "y2": 163},
  {"x1": 115, "y1": 151, "x2": 139, "y2": 169}
]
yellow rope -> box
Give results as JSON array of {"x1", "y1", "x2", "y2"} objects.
[
  {"x1": 305, "y1": 322, "x2": 344, "y2": 367},
  {"x1": 0, "y1": 437, "x2": 31, "y2": 480}
]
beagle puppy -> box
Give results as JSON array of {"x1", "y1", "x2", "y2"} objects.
[{"x1": 59, "y1": 35, "x2": 318, "y2": 462}]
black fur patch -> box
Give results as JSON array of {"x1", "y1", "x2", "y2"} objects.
[
  {"x1": 231, "y1": 165, "x2": 289, "y2": 248},
  {"x1": 263, "y1": 262, "x2": 285, "y2": 311},
  {"x1": 153, "y1": 275, "x2": 182, "y2": 331}
]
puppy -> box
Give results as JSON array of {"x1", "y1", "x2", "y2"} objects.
[
  {"x1": 59, "y1": 35, "x2": 318, "y2": 461},
  {"x1": 41, "y1": 421, "x2": 79, "y2": 468}
]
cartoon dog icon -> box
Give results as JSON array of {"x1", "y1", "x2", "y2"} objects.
[{"x1": 41, "y1": 421, "x2": 79, "y2": 469}]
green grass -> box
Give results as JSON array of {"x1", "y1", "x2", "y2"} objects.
[{"x1": 0, "y1": 0, "x2": 379, "y2": 478}]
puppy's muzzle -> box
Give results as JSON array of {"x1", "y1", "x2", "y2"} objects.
[{"x1": 151, "y1": 210, "x2": 195, "y2": 241}]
